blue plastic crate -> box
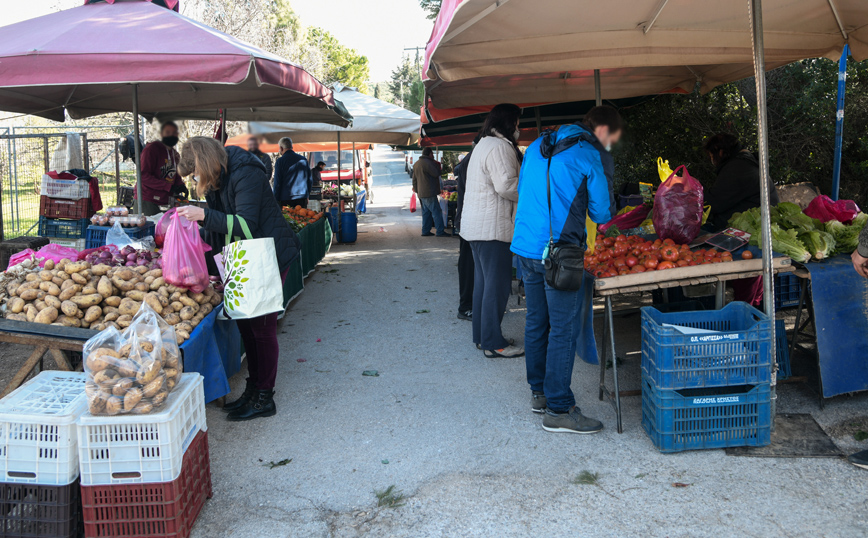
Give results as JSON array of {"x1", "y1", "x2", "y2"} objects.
[
  {"x1": 775, "y1": 319, "x2": 791, "y2": 380},
  {"x1": 85, "y1": 222, "x2": 155, "y2": 249},
  {"x1": 774, "y1": 272, "x2": 801, "y2": 309},
  {"x1": 37, "y1": 217, "x2": 89, "y2": 239},
  {"x1": 641, "y1": 376, "x2": 771, "y2": 453},
  {"x1": 641, "y1": 302, "x2": 773, "y2": 390}
]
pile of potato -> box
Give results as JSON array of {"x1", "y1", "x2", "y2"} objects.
[{"x1": 2, "y1": 257, "x2": 222, "y2": 344}]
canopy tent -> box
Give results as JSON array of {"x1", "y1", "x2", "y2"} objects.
[
  {"x1": 423, "y1": 0, "x2": 868, "y2": 432},
  {"x1": 0, "y1": 0, "x2": 345, "y2": 214},
  {"x1": 423, "y1": 0, "x2": 867, "y2": 109},
  {"x1": 224, "y1": 135, "x2": 368, "y2": 154},
  {"x1": 250, "y1": 84, "x2": 420, "y2": 145}
]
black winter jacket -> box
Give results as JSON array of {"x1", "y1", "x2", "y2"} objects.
[
  {"x1": 202, "y1": 146, "x2": 300, "y2": 275},
  {"x1": 453, "y1": 151, "x2": 472, "y2": 232},
  {"x1": 706, "y1": 151, "x2": 780, "y2": 231}
]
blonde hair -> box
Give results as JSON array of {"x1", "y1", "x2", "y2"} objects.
[{"x1": 178, "y1": 137, "x2": 228, "y2": 197}]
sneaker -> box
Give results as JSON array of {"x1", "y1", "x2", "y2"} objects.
[
  {"x1": 848, "y1": 449, "x2": 868, "y2": 469},
  {"x1": 421, "y1": 233, "x2": 434, "y2": 237},
  {"x1": 477, "y1": 338, "x2": 514, "y2": 350},
  {"x1": 542, "y1": 407, "x2": 603, "y2": 434},
  {"x1": 531, "y1": 391, "x2": 547, "y2": 414},
  {"x1": 484, "y1": 344, "x2": 525, "y2": 358},
  {"x1": 457, "y1": 310, "x2": 472, "y2": 321}
]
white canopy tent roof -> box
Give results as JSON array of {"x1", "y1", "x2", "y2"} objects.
[
  {"x1": 423, "y1": 0, "x2": 867, "y2": 108},
  {"x1": 250, "y1": 84, "x2": 421, "y2": 145}
]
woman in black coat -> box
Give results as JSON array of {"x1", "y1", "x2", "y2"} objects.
[{"x1": 177, "y1": 137, "x2": 299, "y2": 422}]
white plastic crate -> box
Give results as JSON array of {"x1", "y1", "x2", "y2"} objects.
[
  {"x1": 47, "y1": 237, "x2": 86, "y2": 251},
  {"x1": 76, "y1": 373, "x2": 207, "y2": 486},
  {"x1": 0, "y1": 372, "x2": 88, "y2": 486},
  {"x1": 40, "y1": 175, "x2": 90, "y2": 200}
]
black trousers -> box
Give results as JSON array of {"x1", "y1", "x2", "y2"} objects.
[{"x1": 458, "y1": 237, "x2": 474, "y2": 313}]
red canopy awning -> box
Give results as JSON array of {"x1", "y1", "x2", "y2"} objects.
[{"x1": 0, "y1": 0, "x2": 343, "y2": 123}]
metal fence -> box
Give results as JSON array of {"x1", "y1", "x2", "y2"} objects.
[{"x1": 0, "y1": 125, "x2": 135, "y2": 240}]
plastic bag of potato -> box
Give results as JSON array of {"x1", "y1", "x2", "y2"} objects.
[{"x1": 84, "y1": 302, "x2": 183, "y2": 416}]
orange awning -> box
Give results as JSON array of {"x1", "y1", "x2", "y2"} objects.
[{"x1": 225, "y1": 135, "x2": 369, "y2": 154}]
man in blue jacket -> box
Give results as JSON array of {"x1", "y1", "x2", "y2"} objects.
[
  {"x1": 511, "y1": 106, "x2": 622, "y2": 435},
  {"x1": 273, "y1": 137, "x2": 312, "y2": 208}
]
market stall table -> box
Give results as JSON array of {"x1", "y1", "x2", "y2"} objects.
[
  {"x1": 0, "y1": 307, "x2": 240, "y2": 402},
  {"x1": 282, "y1": 218, "x2": 333, "y2": 310},
  {"x1": 593, "y1": 254, "x2": 794, "y2": 433}
]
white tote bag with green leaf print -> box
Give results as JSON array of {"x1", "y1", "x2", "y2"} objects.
[{"x1": 220, "y1": 215, "x2": 284, "y2": 319}]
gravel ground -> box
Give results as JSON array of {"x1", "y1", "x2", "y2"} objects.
[{"x1": 36, "y1": 147, "x2": 857, "y2": 538}]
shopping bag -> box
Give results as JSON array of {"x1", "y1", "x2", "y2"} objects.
[
  {"x1": 657, "y1": 157, "x2": 674, "y2": 183},
  {"x1": 106, "y1": 220, "x2": 134, "y2": 249},
  {"x1": 410, "y1": 193, "x2": 417, "y2": 213},
  {"x1": 586, "y1": 214, "x2": 597, "y2": 253},
  {"x1": 803, "y1": 195, "x2": 860, "y2": 224},
  {"x1": 154, "y1": 208, "x2": 176, "y2": 248},
  {"x1": 599, "y1": 204, "x2": 651, "y2": 234},
  {"x1": 652, "y1": 165, "x2": 704, "y2": 244},
  {"x1": 163, "y1": 212, "x2": 210, "y2": 293},
  {"x1": 221, "y1": 215, "x2": 283, "y2": 319}
]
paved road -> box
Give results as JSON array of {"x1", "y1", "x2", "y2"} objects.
[{"x1": 192, "y1": 147, "x2": 868, "y2": 538}]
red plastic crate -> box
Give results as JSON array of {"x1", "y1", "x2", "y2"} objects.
[
  {"x1": 39, "y1": 196, "x2": 93, "y2": 220},
  {"x1": 0, "y1": 479, "x2": 81, "y2": 538},
  {"x1": 81, "y1": 430, "x2": 211, "y2": 538}
]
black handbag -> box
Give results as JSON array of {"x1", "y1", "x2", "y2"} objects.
[{"x1": 542, "y1": 132, "x2": 586, "y2": 291}]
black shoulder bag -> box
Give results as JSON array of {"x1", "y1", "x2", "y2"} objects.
[{"x1": 542, "y1": 132, "x2": 586, "y2": 291}]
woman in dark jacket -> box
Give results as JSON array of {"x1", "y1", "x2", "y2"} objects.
[
  {"x1": 177, "y1": 137, "x2": 299, "y2": 422},
  {"x1": 704, "y1": 133, "x2": 780, "y2": 231}
]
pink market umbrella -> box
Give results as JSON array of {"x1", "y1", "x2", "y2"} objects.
[{"x1": 0, "y1": 0, "x2": 350, "y2": 212}]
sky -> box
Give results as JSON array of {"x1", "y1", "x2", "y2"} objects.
[{"x1": 6, "y1": 0, "x2": 436, "y2": 82}]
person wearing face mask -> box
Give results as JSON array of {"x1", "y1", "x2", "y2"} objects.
[
  {"x1": 460, "y1": 103, "x2": 525, "y2": 359},
  {"x1": 511, "y1": 105, "x2": 621, "y2": 435},
  {"x1": 138, "y1": 121, "x2": 188, "y2": 215}
]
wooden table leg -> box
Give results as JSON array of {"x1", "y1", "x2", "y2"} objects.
[
  {"x1": 49, "y1": 348, "x2": 73, "y2": 372},
  {"x1": 1, "y1": 345, "x2": 48, "y2": 398}
]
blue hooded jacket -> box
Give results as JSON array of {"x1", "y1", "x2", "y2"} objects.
[{"x1": 511, "y1": 123, "x2": 615, "y2": 260}]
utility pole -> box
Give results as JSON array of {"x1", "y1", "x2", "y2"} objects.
[{"x1": 404, "y1": 46, "x2": 424, "y2": 77}]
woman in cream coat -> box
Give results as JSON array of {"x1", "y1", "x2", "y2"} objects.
[{"x1": 460, "y1": 104, "x2": 525, "y2": 358}]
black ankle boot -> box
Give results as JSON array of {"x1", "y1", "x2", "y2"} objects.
[
  {"x1": 222, "y1": 379, "x2": 256, "y2": 412},
  {"x1": 227, "y1": 389, "x2": 276, "y2": 422}
]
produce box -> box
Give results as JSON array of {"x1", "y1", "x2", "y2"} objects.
[
  {"x1": 47, "y1": 237, "x2": 86, "y2": 251},
  {"x1": 40, "y1": 176, "x2": 90, "y2": 201},
  {"x1": 76, "y1": 374, "x2": 206, "y2": 486},
  {"x1": 642, "y1": 376, "x2": 771, "y2": 453},
  {"x1": 39, "y1": 196, "x2": 92, "y2": 220},
  {"x1": 0, "y1": 236, "x2": 49, "y2": 271},
  {"x1": 37, "y1": 217, "x2": 89, "y2": 240},
  {"x1": 774, "y1": 272, "x2": 801, "y2": 309},
  {"x1": 85, "y1": 222, "x2": 155, "y2": 249},
  {"x1": 117, "y1": 186, "x2": 135, "y2": 208},
  {"x1": 81, "y1": 429, "x2": 211, "y2": 538},
  {"x1": 641, "y1": 302, "x2": 773, "y2": 390},
  {"x1": 0, "y1": 372, "x2": 88, "y2": 486},
  {"x1": 0, "y1": 478, "x2": 81, "y2": 538}
]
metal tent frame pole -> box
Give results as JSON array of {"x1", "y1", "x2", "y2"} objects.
[
  {"x1": 336, "y1": 132, "x2": 342, "y2": 242},
  {"x1": 132, "y1": 84, "x2": 143, "y2": 216},
  {"x1": 594, "y1": 69, "x2": 602, "y2": 106},
  {"x1": 831, "y1": 43, "x2": 850, "y2": 201},
  {"x1": 352, "y1": 142, "x2": 358, "y2": 214},
  {"x1": 748, "y1": 0, "x2": 777, "y2": 425}
]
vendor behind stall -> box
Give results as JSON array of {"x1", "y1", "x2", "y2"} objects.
[
  {"x1": 138, "y1": 121, "x2": 188, "y2": 216},
  {"x1": 703, "y1": 133, "x2": 779, "y2": 231}
]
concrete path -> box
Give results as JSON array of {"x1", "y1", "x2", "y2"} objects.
[{"x1": 192, "y1": 147, "x2": 868, "y2": 538}]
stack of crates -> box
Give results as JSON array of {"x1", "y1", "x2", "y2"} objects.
[
  {"x1": 640, "y1": 302, "x2": 774, "y2": 453},
  {"x1": 77, "y1": 373, "x2": 210, "y2": 538},
  {"x1": 38, "y1": 174, "x2": 92, "y2": 251},
  {"x1": 0, "y1": 372, "x2": 89, "y2": 538}
]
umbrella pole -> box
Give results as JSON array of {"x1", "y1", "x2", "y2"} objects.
[
  {"x1": 132, "y1": 84, "x2": 143, "y2": 216},
  {"x1": 352, "y1": 142, "x2": 357, "y2": 214},
  {"x1": 594, "y1": 69, "x2": 602, "y2": 106},
  {"x1": 831, "y1": 43, "x2": 850, "y2": 201},
  {"x1": 748, "y1": 0, "x2": 777, "y2": 426},
  {"x1": 337, "y1": 132, "x2": 341, "y2": 242}
]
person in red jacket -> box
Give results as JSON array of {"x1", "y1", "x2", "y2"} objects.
[{"x1": 138, "y1": 121, "x2": 188, "y2": 215}]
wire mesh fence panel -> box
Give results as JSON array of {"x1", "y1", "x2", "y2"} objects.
[{"x1": 85, "y1": 138, "x2": 137, "y2": 207}]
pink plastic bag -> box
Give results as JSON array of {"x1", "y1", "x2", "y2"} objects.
[
  {"x1": 410, "y1": 193, "x2": 417, "y2": 213},
  {"x1": 652, "y1": 165, "x2": 704, "y2": 244},
  {"x1": 803, "y1": 195, "x2": 860, "y2": 224},
  {"x1": 154, "y1": 208, "x2": 176, "y2": 248},
  {"x1": 35, "y1": 244, "x2": 80, "y2": 267},
  {"x1": 7, "y1": 249, "x2": 37, "y2": 270},
  {"x1": 599, "y1": 204, "x2": 651, "y2": 233},
  {"x1": 163, "y1": 212, "x2": 211, "y2": 293}
]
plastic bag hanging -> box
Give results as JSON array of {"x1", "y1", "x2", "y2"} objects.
[
  {"x1": 163, "y1": 211, "x2": 211, "y2": 293},
  {"x1": 652, "y1": 165, "x2": 704, "y2": 244}
]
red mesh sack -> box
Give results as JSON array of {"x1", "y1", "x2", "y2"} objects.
[{"x1": 652, "y1": 165, "x2": 704, "y2": 244}]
